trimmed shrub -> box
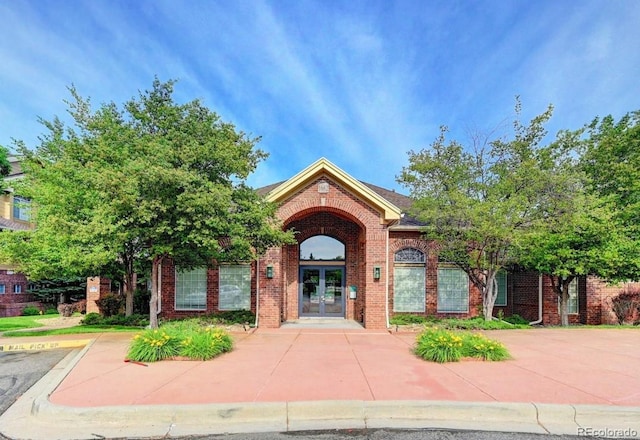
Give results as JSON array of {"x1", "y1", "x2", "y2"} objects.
[
  {"x1": 81, "y1": 312, "x2": 102, "y2": 325},
  {"x1": 22, "y1": 306, "x2": 41, "y2": 316},
  {"x1": 611, "y1": 288, "x2": 640, "y2": 325},
  {"x1": 502, "y1": 314, "x2": 529, "y2": 325},
  {"x1": 95, "y1": 293, "x2": 124, "y2": 317},
  {"x1": 390, "y1": 314, "x2": 431, "y2": 325},
  {"x1": 80, "y1": 312, "x2": 149, "y2": 327}
]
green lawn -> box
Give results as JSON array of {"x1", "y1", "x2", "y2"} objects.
[
  {"x1": 0, "y1": 315, "x2": 48, "y2": 332},
  {"x1": 0, "y1": 314, "x2": 140, "y2": 337}
]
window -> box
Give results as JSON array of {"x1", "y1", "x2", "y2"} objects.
[
  {"x1": 558, "y1": 278, "x2": 579, "y2": 314},
  {"x1": 13, "y1": 196, "x2": 31, "y2": 221},
  {"x1": 0, "y1": 284, "x2": 5, "y2": 294},
  {"x1": 300, "y1": 236, "x2": 345, "y2": 261},
  {"x1": 175, "y1": 267, "x2": 207, "y2": 311},
  {"x1": 13, "y1": 284, "x2": 22, "y2": 294},
  {"x1": 393, "y1": 248, "x2": 426, "y2": 312},
  {"x1": 437, "y1": 266, "x2": 469, "y2": 313},
  {"x1": 495, "y1": 271, "x2": 507, "y2": 307},
  {"x1": 219, "y1": 265, "x2": 251, "y2": 310}
]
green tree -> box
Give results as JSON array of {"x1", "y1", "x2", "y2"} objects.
[
  {"x1": 580, "y1": 111, "x2": 640, "y2": 279},
  {"x1": 1, "y1": 79, "x2": 294, "y2": 326},
  {"x1": 398, "y1": 100, "x2": 576, "y2": 321},
  {"x1": 517, "y1": 191, "x2": 627, "y2": 326},
  {"x1": 0, "y1": 145, "x2": 10, "y2": 179}
]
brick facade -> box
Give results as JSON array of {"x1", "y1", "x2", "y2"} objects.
[
  {"x1": 153, "y1": 159, "x2": 631, "y2": 328},
  {"x1": 0, "y1": 270, "x2": 36, "y2": 317}
]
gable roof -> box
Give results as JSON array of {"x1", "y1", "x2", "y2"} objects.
[{"x1": 257, "y1": 158, "x2": 422, "y2": 227}]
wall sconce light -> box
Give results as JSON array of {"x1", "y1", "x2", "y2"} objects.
[
  {"x1": 266, "y1": 265, "x2": 274, "y2": 279},
  {"x1": 373, "y1": 266, "x2": 381, "y2": 280}
]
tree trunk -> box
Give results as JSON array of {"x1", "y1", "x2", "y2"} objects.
[
  {"x1": 560, "y1": 283, "x2": 570, "y2": 327},
  {"x1": 149, "y1": 256, "x2": 162, "y2": 329},
  {"x1": 482, "y1": 270, "x2": 498, "y2": 321},
  {"x1": 123, "y1": 272, "x2": 136, "y2": 317}
]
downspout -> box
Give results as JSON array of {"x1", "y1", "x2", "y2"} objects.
[
  {"x1": 255, "y1": 259, "x2": 260, "y2": 328},
  {"x1": 385, "y1": 226, "x2": 390, "y2": 329},
  {"x1": 529, "y1": 273, "x2": 543, "y2": 325},
  {"x1": 157, "y1": 262, "x2": 162, "y2": 315}
]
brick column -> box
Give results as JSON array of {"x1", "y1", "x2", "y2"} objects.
[
  {"x1": 258, "y1": 247, "x2": 283, "y2": 328},
  {"x1": 364, "y1": 230, "x2": 387, "y2": 329},
  {"x1": 86, "y1": 277, "x2": 111, "y2": 314}
]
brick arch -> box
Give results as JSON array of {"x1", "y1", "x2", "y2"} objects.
[
  {"x1": 390, "y1": 238, "x2": 431, "y2": 256},
  {"x1": 276, "y1": 177, "x2": 381, "y2": 231},
  {"x1": 283, "y1": 206, "x2": 366, "y2": 237},
  {"x1": 294, "y1": 224, "x2": 355, "y2": 246}
]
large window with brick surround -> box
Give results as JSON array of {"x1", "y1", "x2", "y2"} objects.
[
  {"x1": 437, "y1": 266, "x2": 469, "y2": 313},
  {"x1": 219, "y1": 265, "x2": 251, "y2": 310},
  {"x1": 175, "y1": 267, "x2": 207, "y2": 311},
  {"x1": 558, "y1": 278, "x2": 579, "y2": 314},
  {"x1": 393, "y1": 248, "x2": 426, "y2": 312}
]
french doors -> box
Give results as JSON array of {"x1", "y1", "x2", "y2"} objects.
[{"x1": 299, "y1": 266, "x2": 345, "y2": 317}]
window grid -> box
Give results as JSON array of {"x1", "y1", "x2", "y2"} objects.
[
  {"x1": 558, "y1": 278, "x2": 579, "y2": 314},
  {"x1": 393, "y1": 266, "x2": 426, "y2": 312},
  {"x1": 437, "y1": 267, "x2": 469, "y2": 313},
  {"x1": 13, "y1": 196, "x2": 31, "y2": 221},
  {"x1": 219, "y1": 265, "x2": 251, "y2": 310},
  {"x1": 495, "y1": 271, "x2": 507, "y2": 307},
  {"x1": 175, "y1": 268, "x2": 207, "y2": 311}
]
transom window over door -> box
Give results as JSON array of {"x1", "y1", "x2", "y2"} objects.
[
  {"x1": 393, "y1": 248, "x2": 426, "y2": 312},
  {"x1": 300, "y1": 235, "x2": 345, "y2": 261}
]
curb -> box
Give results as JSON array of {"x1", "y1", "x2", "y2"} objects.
[
  {"x1": 0, "y1": 338, "x2": 92, "y2": 352},
  {"x1": 1, "y1": 337, "x2": 640, "y2": 439}
]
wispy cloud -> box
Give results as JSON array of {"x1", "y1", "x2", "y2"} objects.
[{"x1": 1, "y1": 0, "x2": 639, "y2": 190}]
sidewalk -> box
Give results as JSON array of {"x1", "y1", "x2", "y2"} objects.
[{"x1": 1, "y1": 326, "x2": 640, "y2": 439}]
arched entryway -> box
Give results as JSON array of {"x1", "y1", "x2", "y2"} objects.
[
  {"x1": 283, "y1": 210, "x2": 364, "y2": 323},
  {"x1": 299, "y1": 235, "x2": 346, "y2": 317}
]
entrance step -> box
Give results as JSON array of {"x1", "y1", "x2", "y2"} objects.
[{"x1": 280, "y1": 318, "x2": 364, "y2": 329}]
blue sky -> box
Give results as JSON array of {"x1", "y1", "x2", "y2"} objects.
[{"x1": 1, "y1": 1, "x2": 639, "y2": 192}]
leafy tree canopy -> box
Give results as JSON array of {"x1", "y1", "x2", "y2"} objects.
[
  {"x1": 0, "y1": 78, "x2": 294, "y2": 323},
  {"x1": 398, "y1": 99, "x2": 581, "y2": 320}
]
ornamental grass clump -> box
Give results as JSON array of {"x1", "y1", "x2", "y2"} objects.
[
  {"x1": 461, "y1": 333, "x2": 511, "y2": 361},
  {"x1": 126, "y1": 319, "x2": 233, "y2": 362},
  {"x1": 414, "y1": 328, "x2": 464, "y2": 363},
  {"x1": 414, "y1": 328, "x2": 511, "y2": 363},
  {"x1": 179, "y1": 327, "x2": 233, "y2": 361},
  {"x1": 127, "y1": 329, "x2": 181, "y2": 362}
]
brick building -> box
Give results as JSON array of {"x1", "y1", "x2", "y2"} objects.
[
  {"x1": 0, "y1": 157, "x2": 38, "y2": 317},
  {"x1": 155, "y1": 158, "x2": 626, "y2": 328}
]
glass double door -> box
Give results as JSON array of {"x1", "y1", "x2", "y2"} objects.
[{"x1": 300, "y1": 266, "x2": 345, "y2": 317}]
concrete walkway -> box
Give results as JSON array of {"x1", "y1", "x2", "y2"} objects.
[{"x1": 1, "y1": 326, "x2": 640, "y2": 439}]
